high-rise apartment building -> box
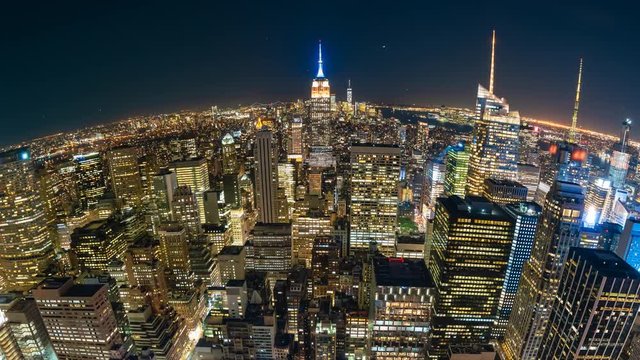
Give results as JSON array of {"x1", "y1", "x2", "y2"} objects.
[
  {"x1": 501, "y1": 181, "x2": 584, "y2": 360},
  {"x1": 429, "y1": 196, "x2": 514, "y2": 355},
  {"x1": 349, "y1": 144, "x2": 400, "y2": 256},
  {"x1": 107, "y1": 146, "x2": 143, "y2": 206},
  {"x1": 538, "y1": 248, "x2": 640, "y2": 359},
  {"x1": 0, "y1": 148, "x2": 54, "y2": 292}
]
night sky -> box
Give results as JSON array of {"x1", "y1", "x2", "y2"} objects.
[{"x1": 1, "y1": 1, "x2": 639, "y2": 145}]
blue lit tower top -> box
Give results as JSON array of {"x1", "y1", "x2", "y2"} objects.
[{"x1": 316, "y1": 40, "x2": 325, "y2": 78}]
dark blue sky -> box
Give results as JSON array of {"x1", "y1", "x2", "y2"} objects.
[{"x1": 1, "y1": 1, "x2": 639, "y2": 145}]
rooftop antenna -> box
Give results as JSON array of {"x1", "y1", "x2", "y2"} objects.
[
  {"x1": 568, "y1": 58, "x2": 583, "y2": 143},
  {"x1": 489, "y1": 30, "x2": 496, "y2": 94}
]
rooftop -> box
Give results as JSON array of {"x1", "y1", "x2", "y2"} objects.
[
  {"x1": 571, "y1": 247, "x2": 640, "y2": 280},
  {"x1": 219, "y1": 245, "x2": 244, "y2": 256},
  {"x1": 374, "y1": 256, "x2": 434, "y2": 288},
  {"x1": 438, "y1": 195, "x2": 511, "y2": 221}
]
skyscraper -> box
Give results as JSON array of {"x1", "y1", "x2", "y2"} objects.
[
  {"x1": 0, "y1": 148, "x2": 54, "y2": 292},
  {"x1": 222, "y1": 133, "x2": 239, "y2": 175},
  {"x1": 71, "y1": 219, "x2": 128, "y2": 272},
  {"x1": 310, "y1": 41, "x2": 332, "y2": 146},
  {"x1": 538, "y1": 248, "x2": 640, "y2": 359},
  {"x1": 74, "y1": 152, "x2": 107, "y2": 209},
  {"x1": 466, "y1": 32, "x2": 520, "y2": 195},
  {"x1": 495, "y1": 202, "x2": 542, "y2": 337},
  {"x1": 584, "y1": 177, "x2": 614, "y2": 227},
  {"x1": 346, "y1": 79, "x2": 353, "y2": 105},
  {"x1": 254, "y1": 128, "x2": 279, "y2": 223},
  {"x1": 501, "y1": 181, "x2": 584, "y2": 360},
  {"x1": 423, "y1": 157, "x2": 445, "y2": 219},
  {"x1": 349, "y1": 144, "x2": 401, "y2": 256},
  {"x1": 288, "y1": 118, "x2": 304, "y2": 161},
  {"x1": 372, "y1": 256, "x2": 434, "y2": 359},
  {"x1": 443, "y1": 143, "x2": 469, "y2": 198},
  {"x1": 157, "y1": 223, "x2": 193, "y2": 290},
  {"x1": 618, "y1": 217, "x2": 640, "y2": 270},
  {"x1": 171, "y1": 157, "x2": 210, "y2": 224},
  {"x1": 429, "y1": 196, "x2": 514, "y2": 355},
  {"x1": 107, "y1": 146, "x2": 143, "y2": 207},
  {"x1": 609, "y1": 119, "x2": 632, "y2": 188},
  {"x1": 33, "y1": 277, "x2": 123, "y2": 359}
]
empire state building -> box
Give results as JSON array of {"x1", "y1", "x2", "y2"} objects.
[{"x1": 309, "y1": 41, "x2": 332, "y2": 146}]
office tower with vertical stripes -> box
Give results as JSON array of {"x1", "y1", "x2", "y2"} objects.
[
  {"x1": 501, "y1": 181, "x2": 584, "y2": 360},
  {"x1": 538, "y1": 247, "x2": 640, "y2": 359}
]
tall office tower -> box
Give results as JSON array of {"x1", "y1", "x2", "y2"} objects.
[
  {"x1": 229, "y1": 207, "x2": 247, "y2": 245},
  {"x1": 127, "y1": 306, "x2": 184, "y2": 359},
  {"x1": 189, "y1": 236, "x2": 215, "y2": 285},
  {"x1": 123, "y1": 237, "x2": 168, "y2": 310},
  {"x1": 518, "y1": 122, "x2": 541, "y2": 165},
  {"x1": 346, "y1": 79, "x2": 353, "y2": 104},
  {"x1": 292, "y1": 206, "x2": 332, "y2": 267},
  {"x1": 415, "y1": 119, "x2": 430, "y2": 152},
  {"x1": 372, "y1": 256, "x2": 434, "y2": 359},
  {"x1": 71, "y1": 219, "x2": 127, "y2": 272},
  {"x1": 33, "y1": 277, "x2": 123, "y2": 359},
  {"x1": 482, "y1": 178, "x2": 528, "y2": 205},
  {"x1": 171, "y1": 185, "x2": 201, "y2": 236},
  {"x1": 501, "y1": 181, "x2": 584, "y2": 360},
  {"x1": 310, "y1": 41, "x2": 332, "y2": 146},
  {"x1": 495, "y1": 202, "x2": 542, "y2": 337},
  {"x1": 222, "y1": 133, "x2": 239, "y2": 175},
  {"x1": 349, "y1": 144, "x2": 401, "y2": 256},
  {"x1": 254, "y1": 128, "x2": 279, "y2": 223},
  {"x1": 311, "y1": 237, "x2": 340, "y2": 299},
  {"x1": 171, "y1": 157, "x2": 210, "y2": 224},
  {"x1": 0, "y1": 296, "x2": 55, "y2": 359},
  {"x1": 138, "y1": 154, "x2": 159, "y2": 201},
  {"x1": 288, "y1": 118, "x2": 304, "y2": 161},
  {"x1": 0, "y1": 148, "x2": 54, "y2": 292},
  {"x1": 429, "y1": 196, "x2": 514, "y2": 355},
  {"x1": 152, "y1": 168, "x2": 177, "y2": 223},
  {"x1": 203, "y1": 189, "x2": 222, "y2": 225},
  {"x1": 609, "y1": 120, "x2": 633, "y2": 189},
  {"x1": 538, "y1": 248, "x2": 640, "y2": 359},
  {"x1": 423, "y1": 157, "x2": 446, "y2": 219},
  {"x1": 74, "y1": 152, "x2": 107, "y2": 209},
  {"x1": 247, "y1": 223, "x2": 292, "y2": 272},
  {"x1": 157, "y1": 223, "x2": 193, "y2": 290},
  {"x1": 584, "y1": 178, "x2": 614, "y2": 227},
  {"x1": 107, "y1": 146, "x2": 143, "y2": 206},
  {"x1": 567, "y1": 58, "x2": 583, "y2": 143},
  {"x1": 444, "y1": 143, "x2": 469, "y2": 197},
  {"x1": 466, "y1": 84, "x2": 521, "y2": 196},
  {"x1": 619, "y1": 217, "x2": 640, "y2": 270},
  {"x1": 278, "y1": 162, "x2": 296, "y2": 206},
  {"x1": 345, "y1": 310, "x2": 369, "y2": 360},
  {"x1": 466, "y1": 33, "x2": 520, "y2": 195},
  {"x1": 287, "y1": 268, "x2": 309, "y2": 342},
  {"x1": 215, "y1": 245, "x2": 246, "y2": 286},
  {"x1": 516, "y1": 163, "x2": 540, "y2": 201},
  {"x1": 223, "y1": 173, "x2": 241, "y2": 208}
]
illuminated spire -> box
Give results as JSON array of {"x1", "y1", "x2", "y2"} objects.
[
  {"x1": 568, "y1": 58, "x2": 583, "y2": 143},
  {"x1": 489, "y1": 30, "x2": 496, "y2": 94},
  {"x1": 316, "y1": 40, "x2": 325, "y2": 78}
]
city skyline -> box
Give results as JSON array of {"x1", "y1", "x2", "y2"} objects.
[{"x1": 1, "y1": 1, "x2": 639, "y2": 145}]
